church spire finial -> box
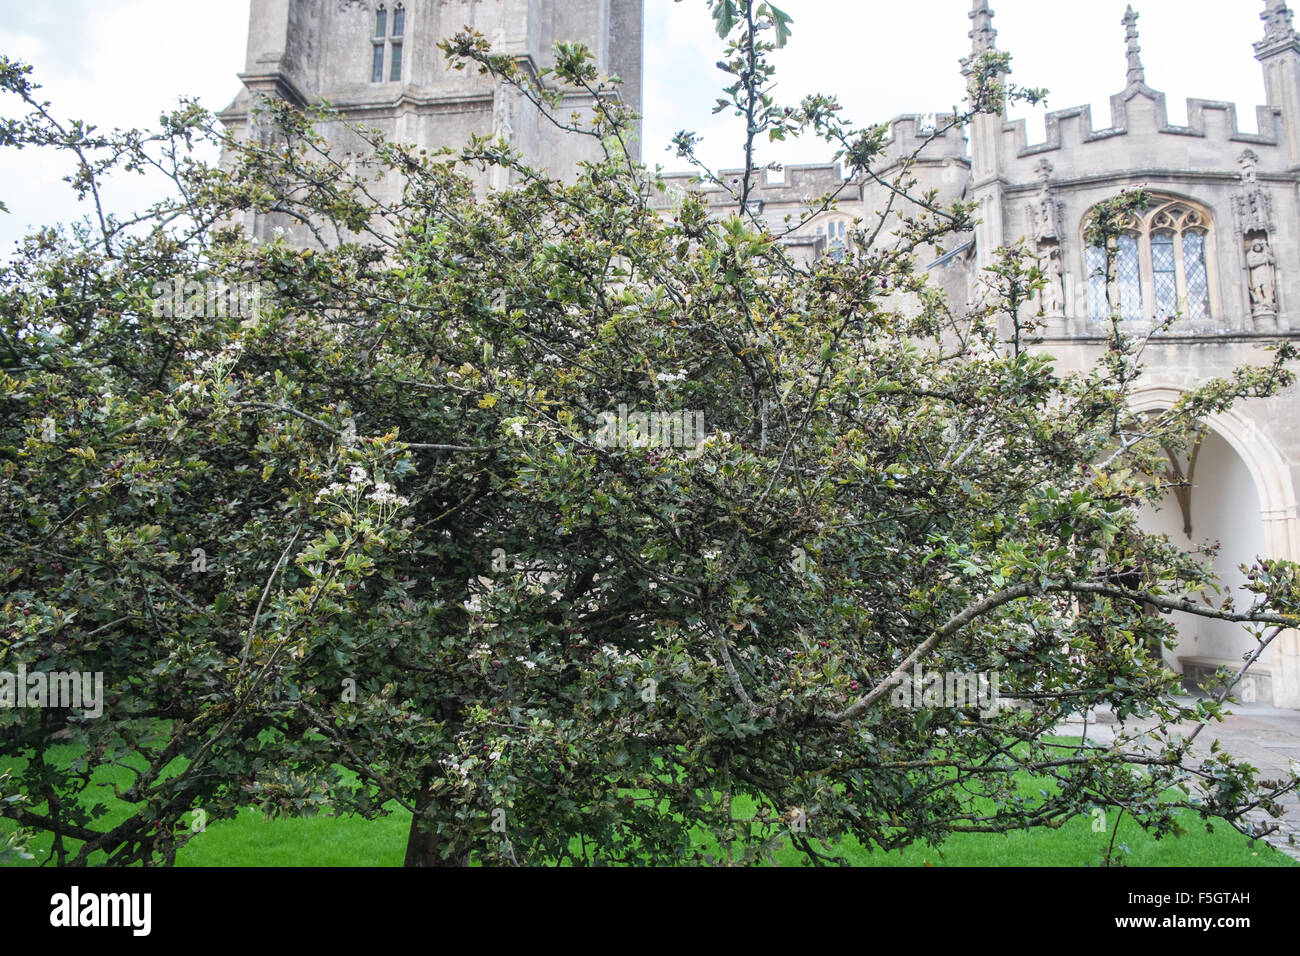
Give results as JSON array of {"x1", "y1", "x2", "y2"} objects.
[
  {"x1": 1123, "y1": 6, "x2": 1146, "y2": 88},
  {"x1": 961, "y1": 0, "x2": 1001, "y2": 79},
  {"x1": 1257, "y1": 0, "x2": 1300, "y2": 53},
  {"x1": 968, "y1": 0, "x2": 998, "y2": 57}
]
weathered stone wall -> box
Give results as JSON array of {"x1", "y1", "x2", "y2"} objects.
[{"x1": 219, "y1": 0, "x2": 643, "y2": 239}]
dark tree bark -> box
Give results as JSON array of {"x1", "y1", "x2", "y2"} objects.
[{"x1": 403, "y1": 786, "x2": 467, "y2": 867}]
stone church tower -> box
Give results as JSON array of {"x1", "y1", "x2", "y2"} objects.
[{"x1": 219, "y1": 0, "x2": 643, "y2": 232}]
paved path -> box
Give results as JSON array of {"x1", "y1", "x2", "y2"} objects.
[{"x1": 1059, "y1": 699, "x2": 1300, "y2": 862}]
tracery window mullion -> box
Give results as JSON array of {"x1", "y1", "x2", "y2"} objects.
[
  {"x1": 1137, "y1": 227, "x2": 1154, "y2": 320},
  {"x1": 1153, "y1": 229, "x2": 1179, "y2": 320},
  {"x1": 1183, "y1": 230, "x2": 1211, "y2": 320},
  {"x1": 1171, "y1": 230, "x2": 1188, "y2": 318},
  {"x1": 1086, "y1": 243, "x2": 1110, "y2": 321},
  {"x1": 1116, "y1": 232, "x2": 1142, "y2": 322}
]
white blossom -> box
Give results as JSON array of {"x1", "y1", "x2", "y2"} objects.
[
  {"x1": 367, "y1": 487, "x2": 410, "y2": 507},
  {"x1": 314, "y1": 482, "x2": 345, "y2": 502}
]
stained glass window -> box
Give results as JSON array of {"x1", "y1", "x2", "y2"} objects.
[
  {"x1": 376, "y1": 5, "x2": 387, "y2": 38},
  {"x1": 372, "y1": 43, "x2": 385, "y2": 83},
  {"x1": 390, "y1": 42, "x2": 403, "y2": 81},
  {"x1": 393, "y1": 4, "x2": 405, "y2": 37}
]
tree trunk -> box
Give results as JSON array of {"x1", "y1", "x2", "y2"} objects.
[{"x1": 403, "y1": 789, "x2": 467, "y2": 867}]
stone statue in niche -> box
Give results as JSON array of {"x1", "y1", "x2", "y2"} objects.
[
  {"x1": 1247, "y1": 236, "x2": 1278, "y2": 317},
  {"x1": 1234, "y1": 150, "x2": 1274, "y2": 237},
  {"x1": 494, "y1": 90, "x2": 513, "y2": 142},
  {"x1": 1028, "y1": 159, "x2": 1061, "y2": 244},
  {"x1": 1040, "y1": 244, "x2": 1065, "y2": 316}
]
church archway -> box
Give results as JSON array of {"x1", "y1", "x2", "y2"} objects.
[{"x1": 1129, "y1": 385, "x2": 1300, "y2": 708}]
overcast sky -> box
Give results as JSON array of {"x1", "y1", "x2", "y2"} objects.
[{"x1": 0, "y1": 0, "x2": 1272, "y2": 249}]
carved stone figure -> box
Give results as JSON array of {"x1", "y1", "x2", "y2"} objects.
[
  {"x1": 1234, "y1": 150, "x2": 1274, "y2": 237},
  {"x1": 1240, "y1": 148, "x2": 1260, "y2": 186},
  {"x1": 1041, "y1": 245, "x2": 1065, "y2": 316},
  {"x1": 493, "y1": 84, "x2": 514, "y2": 143},
  {"x1": 1028, "y1": 159, "x2": 1061, "y2": 243},
  {"x1": 1247, "y1": 237, "x2": 1278, "y2": 315}
]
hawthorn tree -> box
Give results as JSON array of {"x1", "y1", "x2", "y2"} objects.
[{"x1": 2, "y1": 0, "x2": 1299, "y2": 866}]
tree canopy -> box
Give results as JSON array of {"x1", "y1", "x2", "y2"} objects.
[{"x1": 1, "y1": 1, "x2": 1298, "y2": 866}]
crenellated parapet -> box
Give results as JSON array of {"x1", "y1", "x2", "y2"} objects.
[
  {"x1": 651, "y1": 114, "x2": 968, "y2": 216},
  {"x1": 877, "y1": 113, "x2": 968, "y2": 170},
  {"x1": 997, "y1": 88, "x2": 1284, "y2": 179},
  {"x1": 1001, "y1": 92, "x2": 1282, "y2": 161}
]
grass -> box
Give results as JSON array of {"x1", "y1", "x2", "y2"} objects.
[
  {"x1": 3, "y1": 739, "x2": 1296, "y2": 867},
  {"x1": 171, "y1": 795, "x2": 1295, "y2": 867}
]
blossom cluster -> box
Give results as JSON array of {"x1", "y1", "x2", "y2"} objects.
[{"x1": 314, "y1": 465, "x2": 410, "y2": 510}]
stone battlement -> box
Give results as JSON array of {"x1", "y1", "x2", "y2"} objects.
[
  {"x1": 651, "y1": 113, "x2": 968, "y2": 211},
  {"x1": 994, "y1": 85, "x2": 1292, "y2": 186},
  {"x1": 1003, "y1": 85, "x2": 1281, "y2": 158}
]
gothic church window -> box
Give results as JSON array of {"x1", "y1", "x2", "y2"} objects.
[
  {"x1": 390, "y1": 4, "x2": 405, "y2": 80},
  {"x1": 390, "y1": 39, "x2": 403, "y2": 81},
  {"x1": 814, "y1": 217, "x2": 851, "y2": 262},
  {"x1": 1085, "y1": 197, "x2": 1214, "y2": 322},
  {"x1": 371, "y1": 4, "x2": 406, "y2": 84}
]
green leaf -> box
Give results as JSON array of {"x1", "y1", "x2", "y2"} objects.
[
  {"x1": 761, "y1": 3, "x2": 794, "y2": 48},
  {"x1": 712, "y1": 0, "x2": 738, "y2": 39}
]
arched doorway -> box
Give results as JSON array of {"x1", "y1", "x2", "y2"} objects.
[{"x1": 1130, "y1": 386, "x2": 1300, "y2": 709}]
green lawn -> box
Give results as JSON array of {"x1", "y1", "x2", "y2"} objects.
[
  {"x1": 3, "y1": 740, "x2": 1297, "y2": 867},
  {"x1": 170, "y1": 795, "x2": 1295, "y2": 867}
]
